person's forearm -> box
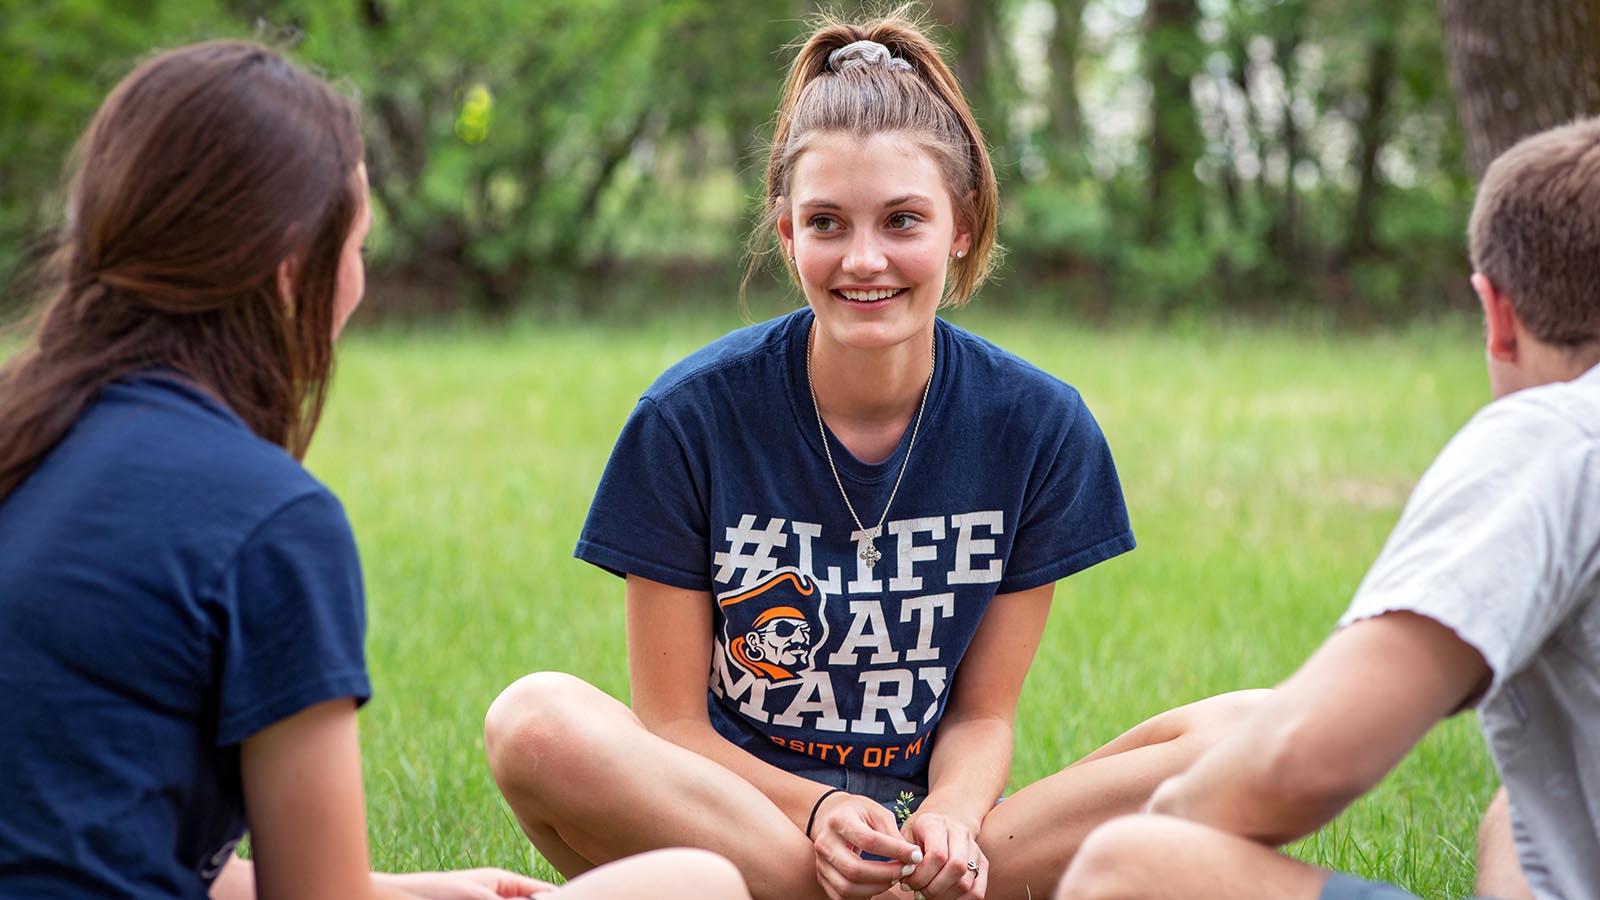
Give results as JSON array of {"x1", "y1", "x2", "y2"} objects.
[
  {"x1": 1148, "y1": 700, "x2": 1368, "y2": 844},
  {"x1": 920, "y1": 714, "x2": 1011, "y2": 826},
  {"x1": 651, "y1": 717, "x2": 836, "y2": 832},
  {"x1": 1153, "y1": 615, "x2": 1486, "y2": 844}
]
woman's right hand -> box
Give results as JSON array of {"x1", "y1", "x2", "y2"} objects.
[{"x1": 810, "y1": 792, "x2": 922, "y2": 900}]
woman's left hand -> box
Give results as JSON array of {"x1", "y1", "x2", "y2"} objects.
[
  {"x1": 377, "y1": 868, "x2": 557, "y2": 899},
  {"x1": 899, "y1": 812, "x2": 987, "y2": 900}
]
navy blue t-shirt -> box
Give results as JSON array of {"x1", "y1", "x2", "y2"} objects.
[
  {"x1": 0, "y1": 373, "x2": 370, "y2": 898},
  {"x1": 577, "y1": 310, "x2": 1133, "y2": 784}
]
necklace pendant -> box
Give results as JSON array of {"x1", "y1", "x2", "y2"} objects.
[
  {"x1": 859, "y1": 540, "x2": 882, "y2": 567},
  {"x1": 857, "y1": 529, "x2": 883, "y2": 568}
]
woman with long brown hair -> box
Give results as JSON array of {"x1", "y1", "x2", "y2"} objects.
[{"x1": 0, "y1": 40, "x2": 749, "y2": 900}]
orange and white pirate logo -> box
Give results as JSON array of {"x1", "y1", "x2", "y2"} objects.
[{"x1": 717, "y1": 567, "x2": 829, "y2": 686}]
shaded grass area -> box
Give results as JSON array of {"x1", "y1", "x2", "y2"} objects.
[{"x1": 308, "y1": 309, "x2": 1495, "y2": 896}]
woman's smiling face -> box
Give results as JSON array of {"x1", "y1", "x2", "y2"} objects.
[{"x1": 781, "y1": 131, "x2": 971, "y2": 355}]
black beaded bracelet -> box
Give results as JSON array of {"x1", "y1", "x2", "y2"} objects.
[{"x1": 804, "y1": 787, "x2": 844, "y2": 839}]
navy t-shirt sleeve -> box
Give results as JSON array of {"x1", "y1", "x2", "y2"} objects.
[
  {"x1": 575, "y1": 397, "x2": 711, "y2": 590},
  {"x1": 213, "y1": 490, "x2": 370, "y2": 747},
  {"x1": 999, "y1": 397, "x2": 1135, "y2": 594}
]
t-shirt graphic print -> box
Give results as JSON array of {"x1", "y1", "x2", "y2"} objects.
[
  {"x1": 703, "y1": 508, "x2": 1019, "y2": 778},
  {"x1": 577, "y1": 310, "x2": 1134, "y2": 784},
  {"x1": 720, "y1": 568, "x2": 827, "y2": 684}
]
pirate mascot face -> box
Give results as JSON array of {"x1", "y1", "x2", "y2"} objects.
[{"x1": 717, "y1": 568, "x2": 828, "y2": 685}]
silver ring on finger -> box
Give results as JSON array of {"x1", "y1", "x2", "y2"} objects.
[{"x1": 966, "y1": 859, "x2": 979, "y2": 875}]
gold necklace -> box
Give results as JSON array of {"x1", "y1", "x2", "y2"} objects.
[{"x1": 805, "y1": 323, "x2": 935, "y2": 569}]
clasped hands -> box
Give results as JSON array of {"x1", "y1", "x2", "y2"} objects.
[{"x1": 810, "y1": 792, "x2": 987, "y2": 900}]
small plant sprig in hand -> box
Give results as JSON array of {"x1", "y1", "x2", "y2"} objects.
[{"x1": 893, "y1": 790, "x2": 916, "y2": 826}]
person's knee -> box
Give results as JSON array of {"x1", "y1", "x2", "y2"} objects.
[
  {"x1": 1113, "y1": 688, "x2": 1266, "y2": 752},
  {"x1": 586, "y1": 849, "x2": 750, "y2": 900},
  {"x1": 1056, "y1": 815, "x2": 1172, "y2": 900},
  {"x1": 1476, "y1": 787, "x2": 1532, "y2": 899},
  {"x1": 652, "y1": 849, "x2": 749, "y2": 898},
  {"x1": 483, "y1": 671, "x2": 610, "y2": 786},
  {"x1": 1195, "y1": 688, "x2": 1271, "y2": 725},
  {"x1": 1477, "y1": 786, "x2": 1510, "y2": 860},
  {"x1": 568, "y1": 849, "x2": 753, "y2": 900},
  {"x1": 1169, "y1": 688, "x2": 1273, "y2": 744}
]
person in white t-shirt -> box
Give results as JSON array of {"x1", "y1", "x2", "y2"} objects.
[{"x1": 1055, "y1": 117, "x2": 1600, "y2": 900}]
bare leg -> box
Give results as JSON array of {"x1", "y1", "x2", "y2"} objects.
[
  {"x1": 1054, "y1": 814, "x2": 1329, "y2": 899},
  {"x1": 483, "y1": 673, "x2": 824, "y2": 900},
  {"x1": 982, "y1": 690, "x2": 1270, "y2": 897},
  {"x1": 1476, "y1": 787, "x2": 1533, "y2": 900},
  {"x1": 553, "y1": 848, "x2": 752, "y2": 900}
]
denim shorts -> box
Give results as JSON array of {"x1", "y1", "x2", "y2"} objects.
[
  {"x1": 1318, "y1": 874, "x2": 1421, "y2": 900},
  {"x1": 1319, "y1": 873, "x2": 1496, "y2": 900},
  {"x1": 1318, "y1": 871, "x2": 1504, "y2": 896},
  {"x1": 1318, "y1": 871, "x2": 1491, "y2": 896},
  {"x1": 795, "y1": 765, "x2": 928, "y2": 818}
]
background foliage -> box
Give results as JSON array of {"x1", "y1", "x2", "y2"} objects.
[{"x1": 1, "y1": 0, "x2": 1483, "y2": 319}]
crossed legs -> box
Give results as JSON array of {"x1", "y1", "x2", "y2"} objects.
[
  {"x1": 483, "y1": 673, "x2": 825, "y2": 899},
  {"x1": 977, "y1": 690, "x2": 1268, "y2": 896},
  {"x1": 484, "y1": 672, "x2": 1267, "y2": 899}
]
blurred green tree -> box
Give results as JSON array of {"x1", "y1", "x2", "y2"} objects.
[
  {"x1": 0, "y1": 0, "x2": 231, "y2": 293},
  {"x1": 0, "y1": 0, "x2": 1477, "y2": 320}
]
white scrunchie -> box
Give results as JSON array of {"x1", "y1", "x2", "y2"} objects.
[{"x1": 828, "y1": 40, "x2": 913, "y2": 73}]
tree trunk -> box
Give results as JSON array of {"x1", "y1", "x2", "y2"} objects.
[
  {"x1": 1047, "y1": 0, "x2": 1087, "y2": 155},
  {"x1": 1267, "y1": 12, "x2": 1306, "y2": 264},
  {"x1": 1440, "y1": 0, "x2": 1600, "y2": 178},
  {"x1": 1342, "y1": 32, "x2": 1396, "y2": 262},
  {"x1": 932, "y1": 0, "x2": 979, "y2": 96},
  {"x1": 560, "y1": 109, "x2": 658, "y2": 256},
  {"x1": 1219, "y1": 31, "x2": 1262, "y2": 230},
  {"x1": 931, "y1": 0, "x2": 1002, "y2": 137},
  {"x1": 1143, "y1": 0, "x2": 1205, "y2": 240}
]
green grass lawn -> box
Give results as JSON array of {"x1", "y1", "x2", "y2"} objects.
[{"x1": 308, "y1": 307, "x2": 1495, "y2": 897}]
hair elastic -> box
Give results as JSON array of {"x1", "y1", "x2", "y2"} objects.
[
  {"x1": 828, "y1": 40, "x2": 913, "y2": 74},
  {"x1": 805, "y1": 788, "x2": 845, "y2": 839}
]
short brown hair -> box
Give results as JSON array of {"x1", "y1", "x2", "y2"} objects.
[
  {"x1": 0, "y1": 40, "x2": 362, "y2": 500},
  {"x1": 745, "y1": 6, "x2": 999, "y2": 307},
  {"x1": 1469, "y1": 117, "x2": 1600, "y2": 346}
]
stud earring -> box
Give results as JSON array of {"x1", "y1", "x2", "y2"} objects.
[{"x1": 952, "y1": 249, "x2": 966, "y2": 260}]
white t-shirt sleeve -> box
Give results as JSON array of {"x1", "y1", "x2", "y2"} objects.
[{"x1": 1339, "y1": 397, "x2": 1600, "y2": 697}]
